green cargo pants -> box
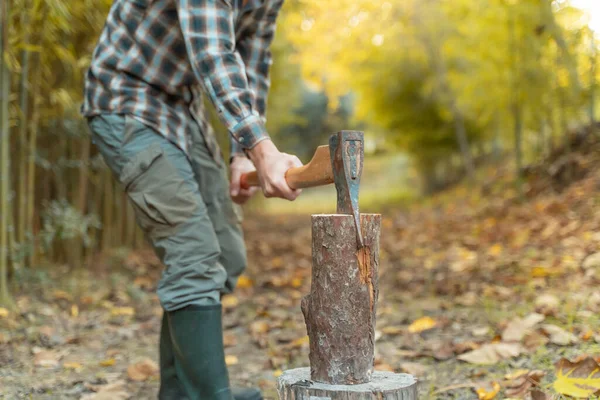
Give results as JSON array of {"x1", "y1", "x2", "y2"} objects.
[{"x1": 88, "y1": 114, "x2": 246, "y2": 310}]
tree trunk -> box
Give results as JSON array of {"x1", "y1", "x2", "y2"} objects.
[
  {"x1": 453, "y1": 111, "x2": 475, "y2": 181},
  {"x1": 0, "y1": 0, "x2": 14, "y2": 307},
  {"x1": 17, "y1": 2, "x2": 31, "y2": 248},
  {"x1": 591, "y1": 32, "x2": 596, "y2": 128},
  {"x1": 513, "y1": 102, "x2": 524, "y2": 199},
  {"x1": 301, "y1": 214, "x2": 380, "y2": 385},
  {"x1": 26, "y1": 56, "x2": 41, "y2": 268}
]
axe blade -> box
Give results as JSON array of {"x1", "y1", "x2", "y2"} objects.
[{"x1": 329, "y1": 131, "x2": 364, "y2": 248}]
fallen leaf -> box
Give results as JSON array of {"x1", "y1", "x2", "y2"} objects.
[
  {"x1": 541, "y1": 324, "x2": 579, "y2": 345},
  {"x1": 530, "y1": 389, "x2": 551, "y2": 400},
  {"x1": 237, "y1": 275, "x2": 254, "y2": 289},
  {"x1": 34, "y1": 351, "x2": 60, "y2": 368},
  {"x1": 223, "y1": 333, "x2": 237, "y2": 347},
  {"x1": 133, "y1": 276, "x2": 154, "y2": 290},
  {"x1": 399, "y1": 362, "x2": 428, "y2": 377},
  {"x1": 222, "y1": 295, "x2": 239, "y2": 310},
  {"x1": 581, "y1": 330, "x2": 594, "y2": 341},
  {"x1": 454, "y1": 341, "x2": 480, "y2": 354},
  {"x1": 381, "y1": 326, "x2": 404, "y2": 335},
  {"x1": 53, "y1": 290, "x2": 72, "y2": 301},
  {"x1": 408, "y1": 316, "x2": 437, "y2": 333},
  {"x1": 502, "y1": 313, "x2": 545, "y2": 342},
  {"x1": 583, "y1": 252, "x2": 600, "y2": 269},
  {"x1": 71, "y1": 304, "x2": 79, "y2": 317},
  {"x1": 375, "y1": 362, "x2": 395, "y2": 372},
  {"x1": 535, "y1": 294, "x2": 560, "y2": 316},
  {"x1": 249, "y1": 320, "x2": 270, "y2": 335},
  {"x1": 523, "y1": 330, "x2": 549, "y2": 350},
  {"x1": 99, "y1": 358, "x2": 116, "y2": 367},
  {"x1": 504, "y1": 370, "x2": 545, "y2": 398},
  {"x1": 488, "y1": 244, "x2": 503, "y2": 257},
  {"x1": 458, "y1": 343, "x2": 525, "y2": 365},
  {"x1": 472, "y1": 326, "x2": 491, "y2": 337},
  {"x1": 475, "y1": 381, "x2": 500, "y2": 400},
  {"x1": 431, "y1": 341, "x2": 455, "y2": 361},
  {"x1": 127, "y1": 358, "x2": 159, "y2": 381},
  {"x1": 0, "y1": 307, "x2": 8, "y2": 318},
  {"x1": 290, "y1": 277, "x2": 303, "y2": 288},
  {"x1": 553, "y1": 357, "x2": 600, "y2": 398},
  {"x1": 456, "y1": 292, "x2": 478, "y2": 306},
  {"x1": 273, "y1": 369, "x2": 283, "y2": 377},
  {"x1": 39, "y1": 325, "x2": 56, "y2": 337},
  {"x1": 289, "y1": 336, "x2": 309, "y2": 349},
  {"x1": 110, "y1": 307, "x2": 135, "y2": 317},
  {"x1": 81, "y1": 380, "x2": 129, "y2": 400},
  {"x1": 63, "y1": 362, "x2": 83, "y2": 370},
  {"x1": 225, "y1": 355, "x2": 239, "y2": 366}
]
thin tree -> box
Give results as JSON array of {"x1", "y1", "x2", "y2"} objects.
[{"x1": 0, "y1": 0, "x2": 14, "y2": 307}]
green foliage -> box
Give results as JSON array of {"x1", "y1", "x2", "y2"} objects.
[{"x1": 40, "y1": 200, "x2": 101, "y2": 251}]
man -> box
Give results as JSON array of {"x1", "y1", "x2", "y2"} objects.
[{"x1": 81, "y1": 0, "x2": 302, "y2": 399}]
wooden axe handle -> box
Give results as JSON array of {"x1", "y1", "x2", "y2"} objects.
[{"x1": 240, "y1": 146, "x2": 333, "y2": 190}]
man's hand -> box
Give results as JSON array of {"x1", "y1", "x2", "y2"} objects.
[
  {"x1": 230, "y1": 156, "x2": 260, "y2": 205},
  {"x1": 248, "y1": 140, "x2": 303, "y2": 201}
]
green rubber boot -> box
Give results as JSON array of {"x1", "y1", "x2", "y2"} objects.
[
  {"x1": 167, "y1": 304, "x2": 262, "y2": 400},
  {"x1": 159, "y1": 313, "x2": 188, "y2": 400}
]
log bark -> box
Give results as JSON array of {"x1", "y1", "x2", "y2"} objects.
[
  {"x1": 278, "y1": 368, "x2": 417, "y2": 400},
  {"x1": 301, "y1": 214, "x2": 381, "y2": 385}
]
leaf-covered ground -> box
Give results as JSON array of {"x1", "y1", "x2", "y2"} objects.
[{"x1": 4, "y1": 140, "x2": 600, "y2": 399}]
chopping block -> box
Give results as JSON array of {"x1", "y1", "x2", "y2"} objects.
[{"x1": 254, "y1": 132, "x2": 418, "y2": 399}]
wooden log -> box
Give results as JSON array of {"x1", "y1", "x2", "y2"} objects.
[
  {"x1": 301, "y1": 214, "x2": 381, "y2": 385},
  {"x1": 277, "y1": 368, "x2": 418, "y2": 400}
]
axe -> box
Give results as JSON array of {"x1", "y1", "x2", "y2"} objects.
[{"x1": 240, "y1": 131, "x2": 365, "y2": 248}]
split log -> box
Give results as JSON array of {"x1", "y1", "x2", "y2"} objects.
[
  {"x1": 301, "y1": 214, "x2": 381, "y2": 385},
  {"x1": 277, "y1": 368, "x2": 418, "y2": 400}
]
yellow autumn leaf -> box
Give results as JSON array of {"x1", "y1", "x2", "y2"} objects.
[
  {"x1": 71, "y1": 304, "x2": 79, "y2": 317},
  {"x1": 53, "y1": 290, "x2": 72, "y2": 301},
  {"x1": 290, "y1": 336, "x2": 309, "y2": 348},
  {"x1": 553, "y1": 357, "x2": 600, "y2": 398},
  {"x1": 0, "y1": 307, "x2": 8, "y2": 318},
  {"x1": 225, "y1": 355, "x2": 239, "y2": 366},
  {"x1": 99, "y1": 358, "x2": 116, "y2": 367},
  {"x1": 273, "y1": 369, "x2": 283, "y2": 377},
  {"x1": 290, "y1": 277, "x2": 303, "y2": 288},
  {"x1": 222, "y1": 295, "x2": 239, "y2": 310},
  {"x1": 408, "y1": 317, "x2": 437, "y2": 333},
  {"x1": 63, "y1": 362, "x2": 83, "y2": 370},
  {"x1": 488, "y1": 244, "x2": 503, "y2": 257},
  {"x1": 271, "y1": 257, "x2": 284, "y2": 268},
  {"x1": 476, "y1": 382, "x2": 500, "y2": 400},
  {"x1": 236, "y1": 275, "x2": 253, "y2": 289},
  {"x1": 381, "y1": 326, "x2": 404, "y2": 335},
  {"x1": 110, "y1": 307, "x2": 135, "y2": 316}
]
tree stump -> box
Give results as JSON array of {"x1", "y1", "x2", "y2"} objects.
[
  {"x1": 301, "y1": 214, "x2": 381, "y2": 385},
  {"x1": 277, "y1": 368, "x2": 418, "y2": 400}
]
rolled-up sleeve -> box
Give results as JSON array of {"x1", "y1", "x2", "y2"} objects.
[{"x1": 177, "y1": 0, "x2": 270, "y2": 152}]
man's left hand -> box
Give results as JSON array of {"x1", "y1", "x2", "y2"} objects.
[{"x1": 230, "y1": 156, "x2": 260, "y2": 204}]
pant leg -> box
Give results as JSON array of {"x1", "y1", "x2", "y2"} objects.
[
  {"x1": 188, "y1": 123, "x2": 247, "y2": 294},
  {"x1": 87, "y1": 114, "x2": 227, "y2": 310}
]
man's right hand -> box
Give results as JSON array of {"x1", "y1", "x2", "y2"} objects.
[{"x1": 248, "y1": 140, "x2": 303, "y2": 201}]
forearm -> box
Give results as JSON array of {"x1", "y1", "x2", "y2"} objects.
[{"x1": 177, "y1": 0, "x2": 270, "y2": 152}]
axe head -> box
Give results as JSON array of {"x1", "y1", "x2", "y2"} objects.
[{"x1": 329, "y1": 131, "x2": 364, "y2": 248}]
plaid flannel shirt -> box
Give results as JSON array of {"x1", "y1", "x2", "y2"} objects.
[{"x1": 82, "y1": 0, "x2": 283, "y2": 161}]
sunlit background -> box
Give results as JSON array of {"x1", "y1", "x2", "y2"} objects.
[{"x1": 4, "y1": 1, "x2": 600, "y2": 398}]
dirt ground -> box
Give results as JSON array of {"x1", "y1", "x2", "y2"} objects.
[{"x1": 3, "y1": 159, "x2": 600, "y2": 399}]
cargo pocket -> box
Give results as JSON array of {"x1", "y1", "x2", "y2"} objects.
[{"x1": 119, "y1": 143, "x2": 198, "y2": 239}]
